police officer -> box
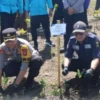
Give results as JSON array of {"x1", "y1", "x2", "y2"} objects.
[
  {"x1": 0, "y1": 28, "x2": 43, "y2": 94},
  {"x1": 62, "y1": 21, "x2": 100, "y2": 86}
]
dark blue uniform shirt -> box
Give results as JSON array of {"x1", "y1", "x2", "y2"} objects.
[{"x1": 65, "y1": 33, "x2": 100, "y2": 62}]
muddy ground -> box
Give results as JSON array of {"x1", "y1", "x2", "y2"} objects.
[{"x1": 1, "y1": 0, "x2": 100, "y2": 100}]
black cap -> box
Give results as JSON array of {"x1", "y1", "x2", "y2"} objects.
[
  {"x1": 2, "y1": 28, "x2": 16, "y2": 42},
  {"x1": 72, "y1": 21, "x2": 87, "y2": 33}
]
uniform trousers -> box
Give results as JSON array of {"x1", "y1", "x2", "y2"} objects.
[
  {"x1": 52, "y1": 7, "x2": 64, "y2": 24},
  {"x1": 3, "y1": 57, "x2": 43, "y2": 83},
  {"x1": 95, "y1": 0, "x2": 100, "y2": 10},
  {"x1": 68, "y1": 59, "x2": 100, "y2": 82},
  {"x1": 83, "y1": 9, "x2": 88, "y2": 26},
  {"x1": 31, "y1": 15, "x2": 51, "y2": 43}
]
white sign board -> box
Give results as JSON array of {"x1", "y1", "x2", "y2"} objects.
[{"x1": 50, "y1": 24, "x2": 66, "y2": 36}]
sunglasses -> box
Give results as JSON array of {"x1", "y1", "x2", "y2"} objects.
[{"x1": 74, "y1": 32, "x2": 84, "y2": 36}]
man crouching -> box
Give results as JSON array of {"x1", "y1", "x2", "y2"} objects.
[
  {"x1": 0, "y1": 28, "x2": 43, "y2": 94},
  {"x1": 62, "y1": 21, "x2": 100, "y2": 88}
]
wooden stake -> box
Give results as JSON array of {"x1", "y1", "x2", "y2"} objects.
[
  {"x1": 57, "y1": 20, "x2": 61, "y2": 87},
  {"x1": 57, "y1": 35, "x2": 60, "y2": 87}
]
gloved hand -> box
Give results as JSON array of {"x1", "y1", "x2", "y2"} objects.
[
  {"x1": 84, "y1": 68, "x2": 94, "y2": 80},
  {"x1": 5, "y1": 84, "x2": 20, "y2": 95},
  {"x1": 62, "y1": 67, "x2": 68, "y2": 76}
]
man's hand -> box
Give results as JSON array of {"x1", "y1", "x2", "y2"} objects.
[
  {"x1": 84, "y1": 68, "x2": 94, "y2": 80},
  {"x1": 6, "y1": 84, "x2": 20, "y2": 95},
  {"x1": 62, "y1": 67, "x2": 68, "y2": 76},
  {"x1": 49, "y1": 9, "x2": 53, "y2": 17},
  {"x1": 68, "y1": 7, "x2": 76, "y2": 15},
  {"x1": 25, "y1": 11, "x2": 29, "y2": 18}
]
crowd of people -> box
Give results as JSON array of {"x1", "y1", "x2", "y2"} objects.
[{"x1": 0, "y1": 0, "x2": 100, "y2": 95}]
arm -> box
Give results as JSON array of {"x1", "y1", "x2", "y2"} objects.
[
  {"x1": 15, "y1": 69, "x2": 27, "y2": 85},
  {"x1": 47, "y1": 0, "x2": 53, "y2": 17},
  {"x1": 84, "y1": 0, "x2": 90, "y2": 9},
  {"x1": 17, "y1": 0, "x2": 23, "y2": 14},
  {"x1": 64, "y1": 57, "x2": 71, "y2": 67},
  {"x1": 64, "y1": 39, "x2": 74, "y2": 67},
  {"x1": 14, "y1": 45, "x2": 32, "y2": 85},
  {"x1": 90, "y1": 58, "x2": 99, "y2": 70},
  {"x1": 62, "y1": 0, "x2": 70, "y2": 9},
  {"x1": 15, "y1": 63, "x2": 29, "y2": 85},
  {"x1": 47, "y1": 0, "x2": 53, "y2": 9},
  {"x1": 0, "y1": 47, "x2": 5, "y2": 87},
  {"x1": 25, "y1": 0, "x2": 30, "y2": 11},
  {"x1": 72, "y1": 0, "x2": 85, "y2": 11},
  {"x1": 62, "y1": 0, "x2": 75, "y2": 15},
  {"x1": 25, "y1": 0, "x2": 30, "y2": 18},
  {"x1": 91, "y1": 38, "x2": 100, "y2": 70}
]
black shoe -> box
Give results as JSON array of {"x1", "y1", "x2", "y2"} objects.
[
  {"x1": 45, "y1": 40, "x2": 55, "y2": 47},
  {"x1": 60, "y1": 48, "x2": 65, "y2": 53}
]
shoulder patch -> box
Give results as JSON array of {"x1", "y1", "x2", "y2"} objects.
[
  {"x1": 21, "y1": 45, "x2": 32, "y2": 62},
  {"x1": 22, "y1": 49, "x2": 27, "y2": 56}
]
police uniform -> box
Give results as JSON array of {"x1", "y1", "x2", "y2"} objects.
[
  {"x1": 62, "y1": 21, "x2": 100, "y2": 87},
  {"x1": 64, "y1": 32, "x2": 100, "y2": 84},
  {"x1": 0, "y1": 28, "x2": 43, "y2": 83}
]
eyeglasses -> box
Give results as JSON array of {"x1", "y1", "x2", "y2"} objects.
[{"x1": 74, "y1": 32, "x2": 84, "y2": 36}]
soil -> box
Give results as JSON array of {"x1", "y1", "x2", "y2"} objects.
[{"x1": 1, "y1": 0, "x2": 100, "y2": 100}]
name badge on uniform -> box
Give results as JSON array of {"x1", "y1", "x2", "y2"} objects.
[
  {"x1": 84, "y1": 44, "x2": 91, "y2": 49},
  {"x1": 73, "y1": 45, "x2": 79, "y2": 50}
]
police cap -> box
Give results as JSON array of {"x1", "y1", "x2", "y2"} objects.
[{"x1": 2, "y1": 28, "x2": 16, "y2": 42}]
